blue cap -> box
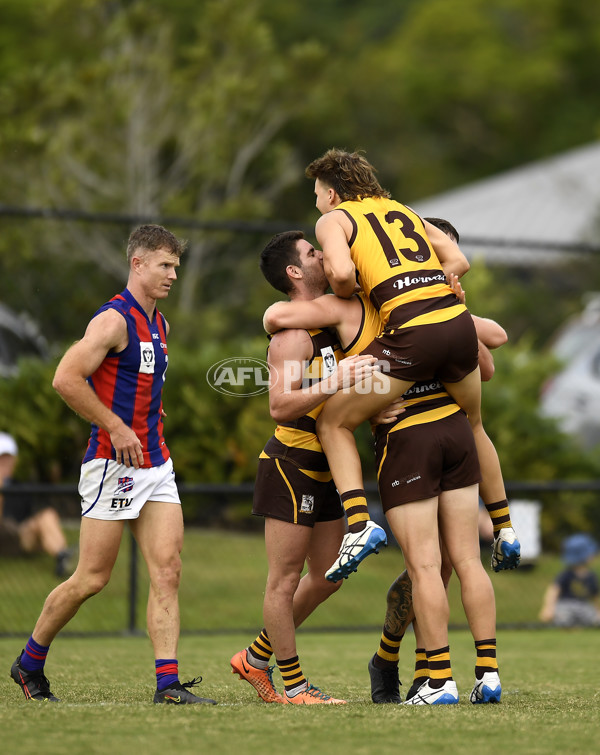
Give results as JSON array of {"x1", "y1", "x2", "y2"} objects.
[{"x1": 562, "y1": 533, "x2": 598, "y2": 566}]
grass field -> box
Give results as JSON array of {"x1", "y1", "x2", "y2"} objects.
[
  {"x1": 0, "y1": 629, "x2": 598, "y2": 755},
  {"x1": 1, "y1": 529, "x2": 598, "y2": 754},
  {"x1": 0, "y1": 528, "x2": 569, "y2": 635}
]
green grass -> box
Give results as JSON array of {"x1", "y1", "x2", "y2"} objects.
[
  {"x1": 0, "y1": 528, "x2": 566, "y2": 635},
  {"x1": 0, "y1": 629, "x2": 598, "y2": 755},
  {"x1": 1, "y1": 530, "x2": 596, "y2": 754}
]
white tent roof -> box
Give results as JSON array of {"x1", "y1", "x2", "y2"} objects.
[{"x1": 412, "y1": 141, "x2": 600, "y2": 264}]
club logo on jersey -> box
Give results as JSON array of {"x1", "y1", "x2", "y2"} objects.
[
  {"x1": 139, "y1": 342, "x2": 156, "y2": 374},
  {"x1": 116, "y1": 477, "x2": 134, "y2": 494},
  {"x1": 206, "y1": 357, "x2": 272, "y2": 397},
  {"x1": 300, "y1": 494, "x2": 314, "y2": 513},
  {"x1": 321, "y1": 346, "x2": 337, "y2": 376}
]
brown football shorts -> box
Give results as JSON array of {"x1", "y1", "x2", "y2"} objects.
[
  {"x1": 375, "y1": 410, "x2": 481, "y2": 511},
  {"x1": 252, "y1": 456, "x2": 344, "y2": 527},
  {"x1": 365, "y1": 309, "x2": 478, "y2": 383}
]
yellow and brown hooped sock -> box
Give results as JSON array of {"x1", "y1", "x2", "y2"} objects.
[
  {"x1": 474, "y1": 638, "x2": 498, "y2": 680},
  {"x1": 277, "y1": 655, "x2": 307, "y2": 696},
  {"x1": 485, "y1": 499, "x2": 512, "y2": 534},
  {"x1": 426, "y1": 646, "x2": 453, "y2": 689},
  {"x1": 247, "y1": 628, "x2": 273, "y2": 668},
  {"x1": 340, "y1": 488, "x2": 369, "y2": 533},
  {"x1": 406, "y1": 647, "x2": 429, "y2": 696},
  {"x1": 374, "y1": 628, "x2": 403, "y2": 668}
]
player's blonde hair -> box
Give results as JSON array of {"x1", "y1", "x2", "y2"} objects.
[{"x1": 126, "y1": 224, "x2": 186, "y2": 265}]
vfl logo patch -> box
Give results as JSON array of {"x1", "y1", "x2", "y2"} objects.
[
  {"x1": 300, "y1": 494, "x2": 314, "y2": 513},
  {"x1": 139, "y1": 341, "x2": 155, "y2": 374},
  {"x1": 116, "y1": 476, "x2": 134, "y2": 494},
  {"x1": 321, "y1": 346, "x2": 337, "y2": 376}
]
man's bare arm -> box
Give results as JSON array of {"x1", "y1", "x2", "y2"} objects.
[
  {"x1": 268, "y1": 329, "x2": 376, "y2": 422},
  {"x1": 264, "y1": 294, "x2": 367, "y2": 354},
  {"x1": 52, "y1": 309, "x2": 145, "y2": 468},
  {"x1": 472, "y1": 315, "x2": 508, "y2": 350},
  {"x1": 315, "y1": 212, "x2": 356, "y2": 298},
  {"x1": 424, "y1": 220, "x2": 470, "y2": 279},
  {"x1": 263, "y1": 295, "x2": 345, "y2": 335}
]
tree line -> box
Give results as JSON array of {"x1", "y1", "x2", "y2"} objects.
[{"x1": 1, "y1": 0, "x2": 599, "y2": 525}]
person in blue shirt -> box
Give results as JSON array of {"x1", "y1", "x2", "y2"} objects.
[{"x1": 539, "y1": 533, "x2": 600, "y2": 627}]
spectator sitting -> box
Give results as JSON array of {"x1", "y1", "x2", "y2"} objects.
[
  {"x1": 0, "y1": 431, "x2": 74, "y2": 577},
  {"x1": 539, "y1": 533, "x2": 600, "y2": 628}
]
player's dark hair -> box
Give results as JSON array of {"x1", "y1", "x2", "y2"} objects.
[
  {"x1": 259, "y1": 230, "x2": 305, "y2": 294},
  {"x1": 424, "y1": 217, "x2": 460, "y2": 243},
  {"x1": 305, "y1": 148, "x2": 390, "y2": 201},
  {"x1": 126, "y1": 224, "x2": 187, "y2": 264}
]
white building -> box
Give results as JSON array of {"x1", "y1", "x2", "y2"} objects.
[{"x1": 413, "y1": 140, "x2": 600, "y2": 265}]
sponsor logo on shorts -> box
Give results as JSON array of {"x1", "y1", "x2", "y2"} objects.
[
  {"x1": 391, "y1": 473, "x2": 422, "y2": 487},
  {"x1": 111, "y1": 498, "x2": 133, "y2": 509},
  {"x1": 116, "y1": 476, "x2": 134, "y2": 494},
  {"x1": 300, "y1": 494, "x2": 314, "y2": 513}
]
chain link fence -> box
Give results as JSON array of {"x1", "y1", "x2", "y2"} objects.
[{"x1": 1, "y1": 481, "x2": 599, "y2": 636}]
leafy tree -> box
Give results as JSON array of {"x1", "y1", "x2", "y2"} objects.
[
  {"x1": 1, "y1": 0, "x2": 599, "y2": 519},
  {"x1": 0, "y1": 0, "x2": 331, "y2": 343},
  {"x1": 0, "y1": 357, "x2": 88, "y2": 482},
  {"x1": 288, "y1": 0, "x2": 600, "y2": 201}
]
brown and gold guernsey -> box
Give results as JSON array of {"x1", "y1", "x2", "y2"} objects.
[
  {"x1": 336, "y1": 196, "x2": 466, "y2": 329},
  {"x1": 259, "y1": 328, "x2": 342, "y2": 482}
]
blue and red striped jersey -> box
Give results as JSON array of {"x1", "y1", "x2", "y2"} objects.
[{"x1": 82, "y1": 288, "x2": 170, "y2": 468}]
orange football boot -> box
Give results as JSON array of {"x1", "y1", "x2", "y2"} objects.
[
  {"x1": 284, "y1": 683, "x2": 347, "y2": 705},
  {"x1": 230, "y1": 649, "x2": 285, "y2": 704}
]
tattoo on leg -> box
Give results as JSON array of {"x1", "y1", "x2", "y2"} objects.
[{"x1": 384, "y1": 570, "x2": 414, "y2": 637}]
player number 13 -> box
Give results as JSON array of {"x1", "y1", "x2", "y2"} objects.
[{"x1": 365, "y1": 210, "x2": 431, "y2": 268}]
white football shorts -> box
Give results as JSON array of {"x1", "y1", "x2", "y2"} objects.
[{"x1": 79, "y1": 457, "x2": 181, "y2": 520}]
